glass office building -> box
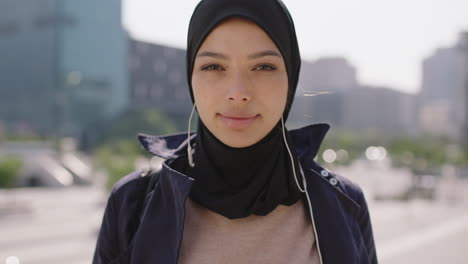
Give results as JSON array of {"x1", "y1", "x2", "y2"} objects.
[{"x1": 0, "y1": 0, "x2": 128, "y2": 138}]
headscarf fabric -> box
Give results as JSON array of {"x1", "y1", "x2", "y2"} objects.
[
  {"x1": 184, "y1": 0, "x2": 303, "y2": 219},
  {"x1": 186, "y1": 0, "x2": 301, "y2": 120}
]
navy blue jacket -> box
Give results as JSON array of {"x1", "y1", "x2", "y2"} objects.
[{"x1": 93, "y1": 123, "x2": 378, "y2": 263}]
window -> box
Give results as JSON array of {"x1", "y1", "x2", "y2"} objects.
[
  {"x1": 169, "y1": 72, "x2": 181, "y2": 85},
  {"x1": 153, "y1": 60, "x2": 167, "y2": 75},
  {"x1": 0, "y1": 22, "x2": 19, "y2": 37},
  {"x1": 34, "y1": 14, "x2": 76, "y2": 29},
  {"x1": 134, "y1": 83, "x2": 148, "y2": 99},
  {"x1": 150, "y1": 83, "x2": 163, "y2": 99}
]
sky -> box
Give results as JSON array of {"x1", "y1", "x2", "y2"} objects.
[{"x1": 123, "y1": 0, "x2": 468, "y2": 94}]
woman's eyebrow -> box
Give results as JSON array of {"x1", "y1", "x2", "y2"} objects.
[
  {"x1": 196, "y1": 50, "x2": 282, "y2": 60},
  {"x1": 197, "y1": 51, "x2": 229, "y2": 60},
  {"x1": 248, "y1": 50, "x2": 281, "y2": 60}
]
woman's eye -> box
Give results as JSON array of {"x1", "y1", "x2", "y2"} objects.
[
  {"x1": 201, "y1": 64, "x2": 224, "y2": 71},
  {"x1": 253, "y1": 64, "x2": 277, "y2": 71}
]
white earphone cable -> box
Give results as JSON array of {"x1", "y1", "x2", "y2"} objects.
[
  {"x1": 281, "y1": 116, "x2": 305, "y2": 193},
  {"x1": 281, "y1": 116, "x2": 324, "y2": 264},
  {"x1": 187, "y1": 104, "x2": 196, "y2": 167}
]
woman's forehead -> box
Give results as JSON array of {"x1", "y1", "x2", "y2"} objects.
[
  {"x1": 208, "y1": 17, "x2": 267, "y2": 39},
  {"x1": 198, "y1": 17, "x2": 281, "y2": 54},
  {"x1": 216, "y1": 16, "x2": 258, "y2": 28}
]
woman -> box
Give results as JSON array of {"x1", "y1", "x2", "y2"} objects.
[{"x1": 93, "y1": 0, "x2": 378, "y2": 263}]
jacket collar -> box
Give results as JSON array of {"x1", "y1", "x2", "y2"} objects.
[
  {"x1": 137, "y1": 123, "x2": 331, "y2": 161},
  {"x1": 137, "y1": 122, "x2": 360, "y2": 211},
  {"x1": 134, "y1": 123, "x2": 364, "y2": 263}
]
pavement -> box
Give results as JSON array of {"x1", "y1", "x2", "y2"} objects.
[
  {"x1": 370, "y1": 199, "x2": 468, "y2": 263},
  {"x1": 0, "y1": 180, "x2": 467, "y2": 264},
  {"x1": 0, "y1": 187, "x2": 106, "y2": 264}
]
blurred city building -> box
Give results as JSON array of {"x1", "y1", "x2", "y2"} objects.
[
  {"x1": 1, "y1": 0, "x2": 465, "y2": 147},
  {"x1": 290, "y1": 57, "x2": 417, "y2": 137},
  {"x1": 419, "y1": 34, "x2": 467, "y2": 141},
  {"x1": 297, "y1": 57, "x2": 360, "y2": 94},
  {"x1": 129, "y1": 39, "x2": 192, "y2": 128},
  {"x1": 0, "y1": 0, "x2": 128, "y2": 138},
  {"x1": 289, "y1": 57, "x2": 358, "y2": 128},
  {"x1": 341, "y1": 86, "x2": 417, "y2": 136}
]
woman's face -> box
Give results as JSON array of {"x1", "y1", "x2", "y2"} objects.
[{"x1": 192, "y1": 18, "x2": 288, "y2": 148}]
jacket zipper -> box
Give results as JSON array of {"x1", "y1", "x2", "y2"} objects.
[{"x1": 300, "y1": 165, "x2": 324, "y2": 264}]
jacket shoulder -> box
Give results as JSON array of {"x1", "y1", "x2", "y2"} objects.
[
  {"x1": 108, "y1": 170, "x2": 152, "y2": 230},
  {"x1": 332, "y1": 172, "x2": 366, "y2": 202},
  {"x1": 309, "y1": 161, "x2": 363, "y2": 195},
  {"x1": 93, "y1": 170, "x2": 151, "y2": 263},
  {"x1": 330, "y1": 172, "x2": 378, "y2": 263},
  {"x1": 110, "y1": 170, "x2": 154, "y2": 203},
  {"x1": 308, "y1": 161, "x2": 366, "y2": 209},
  {"x1": 111, "y1": 170, "x2": 152, "y2": 241},
  {"x1": 110, "y1": 170, "x2": 148, "y2": 196}
]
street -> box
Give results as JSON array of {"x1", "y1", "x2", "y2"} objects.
[{"x1": 0, "y1": 181, "x2": 467, "y2": 264}]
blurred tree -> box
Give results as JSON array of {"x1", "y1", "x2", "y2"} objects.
[
  {"x1": 0, "y1": 156, "x2": 23, "y2": 188},
  {"x1": 91, "y1": 108, "x2": 178, "y2": 190},
  {"x1": 317, "y1": 131, "x2": 468, "y2": 169},
  {"x1": 94, "y1": 139, "x2": 143, "y2": 190},
  {"x1": 388, "y1": 135, "x2": 467, "y2": 171},
  {"x1": 97, "y1": 108, "x2": 178, "y2": 146},
  {"x1": 81, "y1": 108, "x2": 178, "y2": 151}
]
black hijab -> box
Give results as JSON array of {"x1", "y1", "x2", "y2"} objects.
[
  {"x1": 185, "y1": 0, "x2": 303, "y2": 219},
  {"x1": 186, "y1": 0, "x2": 301, "y2": 119}
]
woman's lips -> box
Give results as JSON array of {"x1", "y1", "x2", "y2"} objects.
[{"x1": 218, "y1": 114, "x2": 259, "y2": 129}]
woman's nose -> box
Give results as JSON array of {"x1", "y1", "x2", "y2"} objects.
[{"x1": 225, "y1": 73, "x2": 252, "y2": 102}]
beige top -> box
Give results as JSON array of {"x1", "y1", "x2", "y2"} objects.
[{"x1": 178, "y1": 199, "x2": 320, "y2": 264}]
